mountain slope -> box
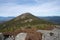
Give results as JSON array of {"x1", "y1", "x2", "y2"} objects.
[
  {"x1": 0, "y1": 13, "x2": 54, "y2": 32},
  {"x1": 0, "y1": 17, "x2": 14, "y2": 23},
  {"x1": 39, "y1": 16, "x2": 60, "y2": 24}
]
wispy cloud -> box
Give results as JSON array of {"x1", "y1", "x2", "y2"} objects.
[{"x1": 0, "y1": 0, "x2": 60, "y2": 16}]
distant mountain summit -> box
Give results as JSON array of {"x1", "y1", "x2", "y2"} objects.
[
  {"x1": 0, "y1": 13, "x2": 54, "y2": 32},
  {"x1": 14, "y1": 13, "x2": 36, "y2": 21},
  {"x1": 0, "y1": 17, "x2": 14, "y2": 23},
  {"x1": 39, "y1": 16, "x2": 60, "y2": 24}
]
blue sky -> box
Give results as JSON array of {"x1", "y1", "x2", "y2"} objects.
[{"x1": 0, "y1": 0, "x2": 60, "y2": 17}]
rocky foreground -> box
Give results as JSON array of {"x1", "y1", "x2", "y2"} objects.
[
  {"x1": 0, "y1": 25, "x2": 60, "y2": 40},
  {"x1": 0, "y1": 28, "x2": 42, "y2": 40}
]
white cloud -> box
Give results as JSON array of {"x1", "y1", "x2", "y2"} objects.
[{"x1": 0, "y1": 0, "x2": 60, "y2": 16}]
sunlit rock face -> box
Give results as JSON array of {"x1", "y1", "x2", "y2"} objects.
[
  {"x1": 15, "y1": 33, "x2": 27, "y2": 40},
  {"x1": 0, "y1": 33, "x2": 4, "y2": 40},
  {"x1": 42, "y1": 32, "x2": 58, "y2": 40},
  {"x1": 37, "y1": 27, "x2": 60, "y2": 40}
]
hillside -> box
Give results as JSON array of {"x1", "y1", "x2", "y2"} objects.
[
  {"x1": 39, "y1": 16, "x2": 60, "y2": 24},
  {"x1": 1, "y1": 16, "x2": 60, "y2": 24},
  {"x1": 0, "y1": 13, "x2": 55, "y2": 32},
  {"x1": 0, "y1": 17, "x2": 14, "y2": 23}
]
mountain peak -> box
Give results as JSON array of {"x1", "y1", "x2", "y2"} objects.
[
  {"x1": 20, "y1": 12, "x2": 33, "y2": 17},
  {"x1": 21, "y1": 12, "x2": 32, "y2": 15},
  {"x1": 14, "y1": 13, "x2": 34, "y2": 21}
]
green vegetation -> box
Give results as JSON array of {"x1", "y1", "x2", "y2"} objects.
[{"x1": 0, "y1": 13, "x2": 55, "y2": 32}]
